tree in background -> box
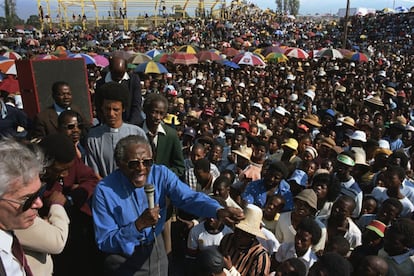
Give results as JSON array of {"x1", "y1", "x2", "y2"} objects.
[{"x1": 288, "y1": 0, "x2": 300, "y2": 16}]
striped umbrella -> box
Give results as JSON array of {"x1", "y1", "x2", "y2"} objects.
[
  {"x1": 0, "y1": 59, "x2": 17, "y2": 75},
  {"x1": 2, "y1": 51, "x2": 22, "y2": 60},
  {"x1": 68, "y1": 53, "x2": 96, "y2": 65},
  {"x1": 284, "y1": 48, "x2": 309, "y2": 59},
  {"x1": 168, "y1": 52, "x2": 198, "y2": 65},
  {"x1": 153, "y1": 53, "x2": 169, "y2": 63},
  {"x1": 145, "y1": 49, "x2": 163, "y2": 58},
  {"x1": 176, "y1": 45, "x2": 198, "y2": 54},
  {"x1": 265, "y1": 52, "x2": 288, "y2": 63},
  {"x1": 197, "y1": 50, "x2": 222, "y2": 62},
  {"x1": 349, "y1": 52, "x2": 369, "y2": 62},
  {"x1": 128, "y1": 53, "x2": 152, "y2": 64},
  {"x1": 134, "y1": 61, "x2": 169, "y2": 74},
  {"x1": 317, "y1": 48, "x2": 344, "y2": 59},
  {"x1": 232, "y1": 52, "x2": 266, "y2": 66}
]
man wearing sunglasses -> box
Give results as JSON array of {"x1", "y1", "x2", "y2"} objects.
[
  {"x1": 92, "y1": 135, "x2": 244, "y2": 275},
  {"x1": 0, "y1": 138, "x2": 44, "y2": 275}
]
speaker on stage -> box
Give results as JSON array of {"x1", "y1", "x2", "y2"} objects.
[{"x1": 16, "y1": 58, "x2": 92, "y2": 122}]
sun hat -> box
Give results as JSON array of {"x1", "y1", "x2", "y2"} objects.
[
  {"x1": 187, "y1": 110, "x2": 198, "y2": 118},
  {"x1": 216, "y1": 96, "x2": 227, "y2": 103},
  {"x1": 294, "y1": 189, "x2": 318, "y2": 210},
  {"x1": 305, "y1": 146, "x2": 318, "y2": 159},
  {"x1": 385, "y1": 87, "x2": 397, "y2": 97},
  {"x1": 274, "y1": 106, "x2": 290, "y2": 116},
  {"x1": 289, "y1": 93, "x2": 298, "y2": 102},
  {"x1": 304, "y1": 89, "x2": 316, "y2": 101},
  {"x1": 235, "y1": 204, "x2": 267, "y2": 239},
  {"x1": 320, "y1": 137, "x2": 336, "y2": 149},
  {"x1": 232, "y1": 146, "x2": 252, "y2": 161},
  {"x1": 238, "y1": 82, "x2": 246, "y2": 88},
  {"x1": 354, "y1": 149, "x2": 369, "y2": 167},
  {"x1": 341, "y1": 116, "x2": 356, "y2": 128},
  {"x1": 263, "y1": 97, "x2": 270, "y2": 104},
  {"x1": 337, "y1": 153, "x2": 355, "y2": 167},
  {"x1": 238, "y1": 121, "x2": 250, "y2": 132},
  {"x1": 364, "y1": 95, "x2": 384, "y2": 107},
  {"x1": 373, "y1": 147, "x2": 393, "y2": 158},
  {"x1": 282, "y1": 138, "x2": 298, "y2": 152},
  {"x1": 288, "y1": 169, "x2": 308, "y2": 187},
  {"x1": 251, "y1": 102, "x2": 263, "y2": 111},
  {"x1": 177, "y1": 97, "x2": 185, "y2": 105},
  {"x1": 335, "y1": 85, "x2": 347, "y2": 93},
  {"x1": 366, "y1": 220, "x2": 386, "y2": 238},
  {"x1": 347, "y1": 130, "x2": 367, "y2": 142},
  {"x1": 163, "y1": 114, "x2": 180, "y2": 126},
  {"x1": 301, "y1": 114, "x2": 322, "y2": 127},
  {"x1": 286, "y1": 73, "x2": 296, "y2": 80}
]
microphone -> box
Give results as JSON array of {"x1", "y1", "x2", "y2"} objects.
[{"x1": 144, "y1": 184, "x2": 155, "y2": 209}]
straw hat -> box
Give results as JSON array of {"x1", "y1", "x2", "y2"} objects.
[
  {"x1": 282, "y1": 138, "x2": 299, "y2": 152},
  {"x1": 348, "y1": 130, "x2": 367, "y2": 142},
  {"x1": 341, "y1": 116, "x2": 356, "y2": 128},
  {"x1": 301, "y1": 114, "x2": 322, "y2": 128},
  {"x1": 235, "y1": 204, "x2": 267, "y2": 239},
  {"x1": 364, "y1": 95, "x2": 384, "y2": 107},
  {"x1": 385, "y1": 87, "x2": 397, "y2": 97},
  {"x1": 320, "y1": 137, "x2": 336, "y2": 149},
  {"x1": 163, "y1": 114, "x2": 180, "y2": 126},
  {"x1": 232, "y1": 146, "x2": 252, "y2": 161}
]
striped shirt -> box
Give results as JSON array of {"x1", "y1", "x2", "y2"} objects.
[{"x1": 219, "y1": 233, "x2": 270, "y2": 276}]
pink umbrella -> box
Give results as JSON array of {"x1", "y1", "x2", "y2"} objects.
[
  {"x1": 196, "y1": 51, "x2": 222, "y2": 62},
  {"x1": 168, "y1": 52, "x2": 198, "y2": 65},
  {"x1": 93, "y1": 55, "x2": 109, "y2": 67},
  {"x1": 232, "y1": 52, "x2": 266, "y2": 66},
  {"x1": 284, "y1": 48, "x2": 309, "y2": 59}
]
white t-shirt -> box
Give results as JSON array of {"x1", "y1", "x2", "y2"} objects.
[
  {"x1": 371, "y1": 186, "x2": 414, "y2": 217},
  {"x1": 187, "y1": 221, "x2": 233, "y2": 251}
]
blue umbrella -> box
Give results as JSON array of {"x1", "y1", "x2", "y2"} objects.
[
  {"x1": 68, "y1": 53, "x2": 96, "y2": 65},
  {"x1": 219, "y1": 60, "x2": 240, "y2": 69},
  {"x1": 145, "y1": 49, "x2": 163, "y2": 58}
]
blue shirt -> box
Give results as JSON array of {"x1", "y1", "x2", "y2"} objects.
[
  {"x1": 242, "y1": 179, "x2": 293, "y2": 211},
  {"x1": 92, "y1": 165, "x2": 221, "y2": 256}
]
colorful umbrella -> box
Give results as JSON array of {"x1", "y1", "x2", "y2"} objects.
[
  {"x1": 349, "y1": 52, "x2": 369, "y2": 62},
  {"x1": 68, "y1": 53, "x2": 96, "y2": 65},
  {"x1": 26, "y1": 38, "x2": 40, "y2": 47},
  {"x1": 197, "y1": 50, "x2": 222, "y2": 62},
  {"x1": 134, "y1": 61, "x2": 169, "y2": 74},
  {"x1": 34, "y1": 54, "x2": 59, "y2": 60},
  {"x1": 232, "y1": 52, "x2": 266, "y2": 66},
  {"x1": 153, "y1": 53, "x2": 169, "y2": 63},
  {"x1": 176, "y1": 45, "x2": 198, "y2": 54},
  {"x1": 0, "y1": 59, "x2": 16, "y2": 75},
  {"x1": 168, "y1": 52, "x2": 198, "y2": 65},
  {"x1": 128, "y1": 53, "x2": 152, "y2": 64},
  {"x1": 317, "y1": 48, "x2": 344, "y2": 59},
  {"x1": 337, "y1": 48, "x2": 354, "y2": 57},
  {"x1": 209, "y1": 49, "x2": 221, "y2": 55},
  {"x1": 265, "y1": 52, "x2": 288, "y2": 63},
  {"x1": 145, "y1": 49, "x2": 163, "y2": 58},
  {"x1": 261, "y1": 46, "x2": 285, "y2": 56},
  {"x1": 2, "y1": 51, "x2": 22, "y2": 60},
  {"x1": 222, "y1": 47, "x2": 240, "y2": 57},
  {"x1": 284, "y1": 48, "x2": 309, "y2": 59},
  {"x1": 93, "y1": 55, "x2": 109, "y2": 67}
]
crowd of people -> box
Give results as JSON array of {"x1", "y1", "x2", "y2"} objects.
[{"x1": 1, "y1": 3, "x2": 414, "y2": 276}]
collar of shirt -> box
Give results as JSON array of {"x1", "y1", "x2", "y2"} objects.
[
  {"x1": 105, "y1": 72, "x2": 130, "y2": 83},
  {"x1": 0, "y1": 229, "x2": 13, "y2": 253},
  {"x1": 54, "y1": 103, "x2": 70, "y2": 115},
  {"x1": 341, "y1": 176, "x2": 355, "y2": 188},
  {"x1": 103, "y1": 123, "x2": 124, "y2": 133},
  {"x1": 390, "y1": 248, "x2": 414, "y2": 264},
  {"x1": 142, "y1": 121, "x2": 166, "y2": 137},
  {"x1": 299, "y1": 246, "x2": 315, "y2": 262}
]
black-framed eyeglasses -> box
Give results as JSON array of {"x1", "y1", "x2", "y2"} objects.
[
  {"x1": 63, "y1": 123, "x2": 83, "y2": 130},
  {"x1": 0, "y1": 184, "x2": 46, "y2": 212},
  {"x1": 127, "y1": 159, "x2": 153, "y2": 170}
]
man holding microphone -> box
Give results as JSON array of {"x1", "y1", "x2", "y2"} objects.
[{"x1": 92, "y1": 135, "x2": 244, "y2": 275}]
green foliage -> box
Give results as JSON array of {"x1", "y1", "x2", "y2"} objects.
[{"x1": 26, "y1": 15, "x2": 41, "y2": 28}]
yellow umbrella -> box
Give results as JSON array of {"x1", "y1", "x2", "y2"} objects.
[
  {"x1": 176, "y1": 45, "x2": 198, "y2": 54},
  {"x1": 265, "y1": 52, "x2": 288, "y2": 63}
]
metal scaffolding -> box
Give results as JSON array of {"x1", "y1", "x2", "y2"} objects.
[{"x1": 37, "y1": 0, "x2": 227, "y2": 30}]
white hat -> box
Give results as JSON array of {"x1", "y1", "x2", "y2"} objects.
[
  {"x1": 235, "y1": 204, "x2": 267, "y2": 239},
  {"x1": 304, "y1": 90, "x2": 316, "y2": 101},
  {"x1": 350, "y1": 62, "x2": 356, "y2": 67},
  {"x1": 378, "y1": 139, "x2": 390, "y2": 149},
  {"x1": 166, "y1": 73, "x2": 173, "y2": 78},
  {"x1": 238, "y1": 82, "x2": 246, "y2": 88},
  {"x1": 347, "y1": 130, "x2": 367, "y2": 142},
  {"x1": 251, "y1": 102, "x2": 263, "y2": 111},
  {"x1": 289, "y1": 93, "x2": 298, "y2": 102},
  {"x1": 196, "y1": 84, "x2": 205, "y2": 90},
  {"x1": 318, "y1": 68, "x2": 326, "y2": 77},
  {"x1": 286, "y1": 73, "x2": 296, "y2": 80},
  {"x1": 378, "y1": 70, "x2": 386, "y2": 78},
  {"x1": 274, "y1": 106, "x2": 290, "y2": 116}
]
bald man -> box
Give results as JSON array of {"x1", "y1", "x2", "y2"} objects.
[
  {"x1": 355, "y1": 256, "x2": 388, "y2": 276},
  {"x1": 96, "y1": 56, "x2": 143, "y2": 126}
]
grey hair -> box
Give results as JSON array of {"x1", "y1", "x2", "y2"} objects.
[
  {"x1": 114, "y1": 135, "x2": 151, "y2": 165},
  {"x1": 0, "y1": 138, "x2": 44, "y2": 196}
]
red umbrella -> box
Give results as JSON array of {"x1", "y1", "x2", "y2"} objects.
[
  {"x1": 232, "y1": 52, "x2": 266, "y2": 66},
  {"x1": 168, "y1": 52, "x2": 198, "y2": 65},
  {"x1": 0, "y1": 60, "x2": 16, "y2": 75},
  {"x1": 222, "y1": 47, "x2": 240, "y2": 57},
  {"x1": 2, "y1": 51, "x2": 22, "y2": 60},
  {"x1": 0, "y1": 75, "x2": 19, "y2": 93},
  {"x1": 349, "y1": 52, "x2": 369, "y2": 62},
  {"x1": 196, "y1": 51, "x2": 222, "y2": 62},
  {"x1": 284, "y1": 48, "x2": 309, "y2": 59}
]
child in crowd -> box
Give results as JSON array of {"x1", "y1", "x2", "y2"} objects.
[
  {"x1": 360, "y1": 195, "x2": 378, "y2": 216},
  {"x1": 262, "y1": 194, "x2": 286, "y2": 234},
  {"x1": 357, "y1": 197, "x2": 403, "y2": 230}
]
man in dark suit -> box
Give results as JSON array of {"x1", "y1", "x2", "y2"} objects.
[
  {"x1": 30, "y1": 81, "x2": 89, "y2": 139},
  {"x1": 95, "y1": 56, "x2": 143, "y2": 126},
  {"x1": 142, "y1": 93, "x2": 185, "y2": 262}
]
